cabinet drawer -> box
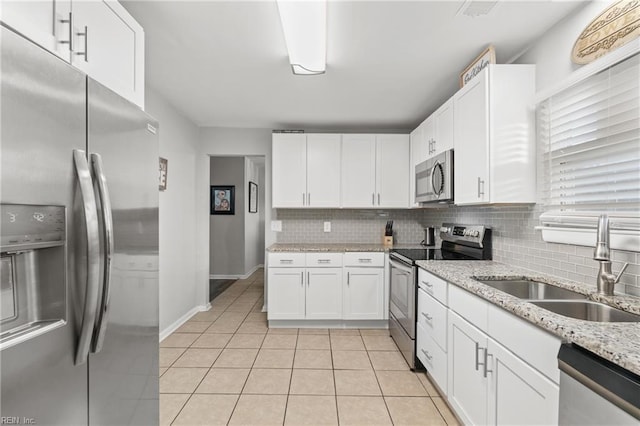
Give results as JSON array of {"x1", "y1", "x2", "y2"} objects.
[
  {"x1": 417, "y1": 288, "x2": 447, "y2": 351},
  {"x1": 449, "y1": 284, "x2": 488, "y2": 333},
  {"x1": 418, "y1": 268, "x2": 448, "y2": 305},
  {"x1": 343, "y1": 252, "x2": 384, "y2": 267},
  {"x1": 306, "y1": 253, "x2": 343, "y2": 267},
  {"x1": 488, "y1": 304, "x2": 561, "y2": 384},
  {"x1": 268, "y1": 252, "x2": 306, "y2": 267},
  {"x1": 417, "y1": 323, "x2": 448, "y2": 396}
]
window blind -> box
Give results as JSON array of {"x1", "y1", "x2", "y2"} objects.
[{"x1": 538, "y1": 53, "x2": 640, "y2": 212}]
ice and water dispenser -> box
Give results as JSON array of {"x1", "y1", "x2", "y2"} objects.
[{"x1": 0, "y1": 204, "x2": 66, "y2": 349}]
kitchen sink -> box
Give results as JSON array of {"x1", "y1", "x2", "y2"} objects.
[
  {"x1": 529, "y1": 300, "x2": 640, "y2": 323},
  {"x1": 475, "y1": 278, "x2": 588, "y2": 300}
]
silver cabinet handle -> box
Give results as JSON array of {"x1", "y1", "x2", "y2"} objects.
[
  {"x1": 484, "y1": 351, "x2": 493, "y2": 378},
  {"x1": 302, "y1": 193, "x2": 305, "y2": 206},
  {"x1": 372, "y1": 193, "x2": 375, "y2": 206},
  {"x1": 377, "y1": 193, "x2": 381, "y2": 205},
  {"x1": 317, "y1": 259, "x2": 331, "y2": 264},
  {"x1": 477, "y1": 177, "x2": 485, "y2": 198},
  {"x1": 475, "y1": 342, "x2": 482, "y2": 371},
  {"x1": 307, "y1": 271, "x2": 310, "y2": 285},
  {"x1": 421, "y1": 312, "x2": 433, "y2": 321},
  {"x1": 280, "y1": 259, "x2": 293, "y2": 264},
  {"x1": 421, "y1": 348, "x2": 433, "y2": 361},
  {"x1": 421, "y1": 280, "x2": 433, "y2": 288},
  {"x1": 59, "y1": 12, "x2": 73, "y2": 51},
  {"x1": 89, "y1": 153, "x2": 114, "y2": 354},
  {"x1": 433, "y1": 139, "x2": 436, "y2": 154},
  {"x1": 75, "y1": 25, "x2": 88, "y2": 61},
  {"x1": 301, "y1": 271, "x2": 304, "y2": 285},
  {"x1": 347, "y1": 272, "x2": 350, "y2": 285},
  {"x1": 73, "y1": 150, "x2": 101, "y2": 365},
  {"x1": 358, "y1": 258, "x2": 372, "y2": 263}
]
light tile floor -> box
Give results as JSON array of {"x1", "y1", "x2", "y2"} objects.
[{"x1": 160, "y1": 269, "x2": 459, "y2": 425}]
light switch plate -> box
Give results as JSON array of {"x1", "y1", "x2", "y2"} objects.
[
  {"x1": 324, "y1": 222, "x2": 331, "y2": 232},
  {"x1": 271, "y1": 220, "x2": 282, "y2": 232}
]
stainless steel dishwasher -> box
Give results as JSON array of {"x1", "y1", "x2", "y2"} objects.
[{"x1": 558, "y1": 343, "x2": 640, "y2": 425}]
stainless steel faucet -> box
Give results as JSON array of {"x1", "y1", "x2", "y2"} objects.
[{"x1": 594, "y1": 214, "x2": 629, "y2": 295}]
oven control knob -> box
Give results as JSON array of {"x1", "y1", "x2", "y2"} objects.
[
  {"x1": 472, "y1": 230, "x2": 480, "y2": 237},
  {"x1": 440, "y1": 226, "x2": 450, "y2": 234}
]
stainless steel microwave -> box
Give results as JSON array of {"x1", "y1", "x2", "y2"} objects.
[{"x1": 415, "y1": 149, "x2": 454, "y2": 203}]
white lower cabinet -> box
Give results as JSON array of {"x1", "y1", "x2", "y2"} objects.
[
  {"x1": 267, "y1": 267, "x2": 305, "y2": 320},
  {"x1": 448, "y1": 309, "x2": 559, "y2": 426},
  {"x1": 487, "y1": 338, "x2": 559, "y2": 425},
  {"x1": 343, "y1": 267, "x2": 384, "y2": 320},
  {"x1": 448, "y1": 311, "x2": 490, "y2": 425},
  {"x1": 306, "y1": 268, "x2": 343, "y2": 319}
]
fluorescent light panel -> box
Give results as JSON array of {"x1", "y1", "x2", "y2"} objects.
[{"x1": 276, "y1": 0, "x2": 326, "y2": 75}]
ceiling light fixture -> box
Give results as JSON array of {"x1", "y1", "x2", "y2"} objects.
[{"x1": 276, "y1": 0, "x2": 327, "y2": 75}]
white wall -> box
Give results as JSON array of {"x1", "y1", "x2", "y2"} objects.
[
  {"x1": 210, "y1": 156, "x2": 246, "y2": 276},
  {"x1": 145, "y1": 87, "x2": 201, "y2": 335},
  {"x1": 196, "y1": 127, "x2": 274, "y2": 307},
  {"x1": 244, "y1": 157, "x2": 264, "y2": 274},
  {"x1": 514, "y1": 1, "x2": 610, "y2": 91}
]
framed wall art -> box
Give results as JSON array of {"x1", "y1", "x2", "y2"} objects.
[
  {"x1": 210, "y1": 185, "x2": 235, "y2": 215},
  {"x1": 249, "y1": 181, "x2": 258, "y2": 213},
  {"x1": 159, "y1": 157, "x2": 168, "y2": 191}
]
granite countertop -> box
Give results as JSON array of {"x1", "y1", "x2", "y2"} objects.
[
  {"x1": 415, "y1": 260, "x2": 640, "y2": 376},
  {"x1": 267, "y1": 243, "x2": 431, "y2": 252}
]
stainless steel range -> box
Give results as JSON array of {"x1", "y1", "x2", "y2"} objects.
[{"x1": 389, "y1": 223, "x2": 492, "y2": 369}]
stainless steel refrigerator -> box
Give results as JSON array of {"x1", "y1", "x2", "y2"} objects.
[{"x1": 0, "y1": 23, "x2": 159, "y2": 425}]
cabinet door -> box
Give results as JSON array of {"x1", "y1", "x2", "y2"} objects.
[
  {"x1": 341, "y1": 134, "x2": 376, "y2": 207},
  {"x1": 306, "y1": 268, "x2": 342, "y2": 320},
  {"x1": 448, "y1": 311, "x2": 489, "y2": 426},
  {"x1": 272, "y1": 133, "x2": 307, "y2": 207},
  {"x1": 1, "y1": 0, "x2": 72, "y2": 60},
  {"x1": 267, "y1": 267, "x2": 305, "y2": 320},
  {"x1": 306, "y1": 134, "x2": 341, "y2": 207},
  {"x1": 343, "y1": 268, "x2": 384, "y2": 320},
  {"x1": 453, "y1": 70, "x2": 490, "y2": 205},
  {"x1": 433, "y1": 99, "x2": 454, "y2": 155},
  {"x1": 487, "y1": 338, "x2": 559, "y2": 425},
  {"x1": 376, "y1": 135, "x2": 410, "y2": 208},
  {"x1": 71, "y1": 0, "x2": 145, "y2": 107}
]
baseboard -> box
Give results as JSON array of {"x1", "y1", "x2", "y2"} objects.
[
  {"x1": 159, "y1": 304, "x2": 210, "y2": 342},
  {"x1": 210, "y1": 264, "x2": 264, "y2": 281}
]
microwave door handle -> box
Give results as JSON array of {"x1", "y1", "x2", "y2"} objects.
[
  {"x1": 90, "y1": 153, "x2": 114, "y2": 354},
  {"x1": 73, "y1": 150, "x2": 101, "y2": 365},
  {"x1": 430, "y1": 161, "x2": 439, "y2": 196}
]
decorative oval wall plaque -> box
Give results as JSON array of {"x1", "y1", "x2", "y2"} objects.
[{"x1": 572, "y1": 0, "x2": 640, "y2": 64}]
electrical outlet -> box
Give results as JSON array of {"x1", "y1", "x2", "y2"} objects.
[
  {"x1": 324, "y1": 221, "x2": 331, "y2": 232},
  {"x1": 271, "y1": 220, "x2": 282, "y2": 232}
]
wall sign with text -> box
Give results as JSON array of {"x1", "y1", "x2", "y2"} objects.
[{"x1": 459, "y1": 45, "x2": 496, "y2": 88}]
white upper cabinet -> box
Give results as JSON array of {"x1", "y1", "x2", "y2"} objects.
[
  {"x1": 272, "y1": 133, "x2": 341, "y2": 208},
  {"x1": 342, "y1": 134, "x2": 409, "y2": 208},
  {"x1": 1, "y1": 0, "x2": 145, "y2": 108},
  {"x1": 409, "y1": 122, "x2": 427, "y2": 207},
  {"x1": 71, "y1": 1, "x2": 145, "y2": 108},
  {"x1": 376, "y1": 135, "x2": 410, "y2": 208},
  {"x1": 341, "y1": 134, "x2": 377, "y2": 208},
  {"x1": 453, "y1": 65, "x2": 536, "y2": 205},
  {"x1": 432, "y1": 99, "x2": 454, "y2": 156},
  {"x1": 1, "y1": 0, "x2": 72, "y2": 60},
  {"x1": 272, "y1": 133, "x2": 308, "y2": 208},
  {"x1": 306, "y1": 134, "x2": 342, "y2": 207}
]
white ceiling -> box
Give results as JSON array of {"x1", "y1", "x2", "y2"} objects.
[{"x1": 122, "y1": 0, "x2": 586, "y2": 131}]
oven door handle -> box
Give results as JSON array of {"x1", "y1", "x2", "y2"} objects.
[{"x1": 389, "y1": 258, "x2": 414, "y2": 275}]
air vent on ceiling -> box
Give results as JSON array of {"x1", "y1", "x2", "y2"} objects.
[{"x1": 457, "y1": 0, "x2": 498, "y2": 17}]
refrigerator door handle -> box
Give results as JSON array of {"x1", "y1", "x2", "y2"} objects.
[
  {"x1": 73, "y1": 149, "x2": 101, "y2": 365},
  {"x1": 90, "y1": 153, "x2": 114, "y2": 354}
]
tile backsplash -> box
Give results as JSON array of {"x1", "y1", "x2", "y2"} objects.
[{"x1": 274, "y1": 206, "x2": 640, "y2": 296}]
